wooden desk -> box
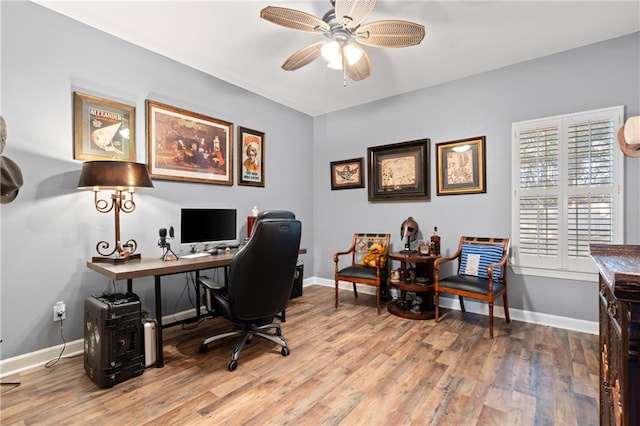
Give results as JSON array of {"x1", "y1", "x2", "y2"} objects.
[
  {"x1": 87, "y1": 249, "x2": 307, "y2": 367},
  {"x1": 87, "y1": 254, "x2": 235, "y2": 367},
  {"x1": 387, "y1": 252, "x2": 438, "y2": 320}
]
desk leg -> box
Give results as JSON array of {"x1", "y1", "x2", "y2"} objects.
[
  {"x1": 127, "y1": 279, "x2": 132, "y2": 293},
  {"x1": 154, "y1": 275, "x2": 164, "y2": 368},
  {"x1": 195, "y1": 271, "x2": 201, "y2": 319}
]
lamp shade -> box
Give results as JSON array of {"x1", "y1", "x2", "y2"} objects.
[{"x1": 78, "y1": 161, "x2": 154, "y2": 190}]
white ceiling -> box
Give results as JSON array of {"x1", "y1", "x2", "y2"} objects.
[{"x1": 35, "y1": 1, "x2": 640, "y2": 117}]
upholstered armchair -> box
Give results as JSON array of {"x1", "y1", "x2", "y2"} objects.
[
  {"x1": 334, "y1": 233, "x2": 390, "y2": 314},
  {"x1": 434, "y1": 236, "x2": 511, "y2": 338}
]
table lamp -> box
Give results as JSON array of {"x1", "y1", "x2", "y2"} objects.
[{"x1": 78, "y1": 160, "x2": 153, "y2": 264}]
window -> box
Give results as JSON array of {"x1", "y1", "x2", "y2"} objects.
[{"x1": 511, "y1": 106, "x2": 624, "y2": 281}]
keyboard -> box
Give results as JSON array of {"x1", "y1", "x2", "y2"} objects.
[{"x1": 181, "y1": 252, "x2": 211, "y2": 259}]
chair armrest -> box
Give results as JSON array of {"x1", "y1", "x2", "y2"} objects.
[
  {"x1": 487, "y1": 251, "x2": 509, "y2": 280},
  {"x1": 434, "y1": 254, "x2": 459, "y2": 271},
  {"x1": 333, "y1": 248, "x2": 354, "y2": 263}
]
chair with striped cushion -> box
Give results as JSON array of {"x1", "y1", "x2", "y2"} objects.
[{"x1": 434, "y1": 236, "x2": 511, "y2": 338}]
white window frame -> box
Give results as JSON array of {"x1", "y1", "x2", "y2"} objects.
[{"x1": 511, "y1": 106, "x2": 625, "y2": 282}]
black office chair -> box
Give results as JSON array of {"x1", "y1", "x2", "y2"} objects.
[{"x1": 198, "y1": 217, "x2": 302, "y2": 371}]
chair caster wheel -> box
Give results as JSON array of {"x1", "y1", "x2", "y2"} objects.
[
  {"x1": 228, "y1": 360, "x2": 238, "y2": 371},
  {"x1": 198, "y1": 344, "x2": 208, "y2": 354},
  {"x1": 281, "y1": 347, "x2": 290, "y2": 356}
]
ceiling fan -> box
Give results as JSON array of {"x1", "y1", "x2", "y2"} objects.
[{"x1": 260, "y1": 0, "x2": 425, "y2": 82}]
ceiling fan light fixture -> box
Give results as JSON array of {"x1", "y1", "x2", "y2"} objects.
[
  {"x1": 261, "y1": 1, "x2": 425, "y2": 83},
  {"x1": 343, "y1": 43, "x2": 363, "y2": 65},
  {"x1": 327, "y1": 56, "x2": 343, "y2": 70},
  {"x1": 321, "y1": 40, "x2": 340, "y2": 62}
]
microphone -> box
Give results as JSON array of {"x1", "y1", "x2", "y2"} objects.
[{"x1": 158, "y1": 228, "x2": 168, "y2": 248}]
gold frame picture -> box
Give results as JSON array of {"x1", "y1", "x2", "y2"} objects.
[
  {"x1": 146, "y1": 100, "x2": 233, "y2": 185},
  {"x1": 73, "y1": 92, "x2": 136, "y2": 161},
  {"x1": 436, "y1": 136, "x2": 486, "y2": 195}
]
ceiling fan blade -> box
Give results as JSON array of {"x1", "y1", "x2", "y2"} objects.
[
  {"x1": 334, "y1": 0, "x2": 378, "y2": 28},
  {"x1": 260, "y1": 6, "x2": 330, "y2": 33},
  {"x1": 345, "y1": 47, "x2": 371, "y2": 81},
  {"x1": 355, "y1": 20, "x2": 425, "y2": 48},
  {"x1": 282, "y1": 41, "x2": 325, "y2": 71}
]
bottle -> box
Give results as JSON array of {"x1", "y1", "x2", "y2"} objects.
[{"x1": 430, "y1": 226, "x2": 441, "y2": 256}]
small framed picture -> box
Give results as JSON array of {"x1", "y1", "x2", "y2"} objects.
[
  {"x1": 73, "y1": 92, "x2": 136, "y2": 161},
  {"x1": 238, "y1": 126, "x2": 265, "y2": 187},
  {"x1": 146, "y1": 100, "x2": 233, "y2": 185},
  {"x1": 436, "y1": 136, "x2": 486, "y2": 195},
  {"x1": 330, "y1": 157, "x2": 364, "y2": 190},
  {"x1": 367, "y1": 138, "x2": 430, "y2": 201}
]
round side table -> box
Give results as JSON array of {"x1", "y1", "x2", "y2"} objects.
[{"x1": 387, "y1": 251, "x2": 438, "y2": 320}]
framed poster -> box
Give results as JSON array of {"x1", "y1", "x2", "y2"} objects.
[
  {"x1": 238, "y1": 126, "x2": 265, "y2": 187},
  {"x1": 330, "y1": 157, "x2": 364, "y2": 190},
  {"x1": 367, "y1": 138, "x2": 430, "y2": 201},
  {"x1": 73, "y1": 92, "x2": 136, "y2": 161},
  {"x1": 146, "y1": 100, "x2": 233, "y2": 185},
  {"x1": 436, "y1": 136, "x2": 486, "y2": 195}
]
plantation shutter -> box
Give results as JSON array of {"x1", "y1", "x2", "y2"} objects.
[
  {"x1": 517, "y1": 124, "x2": 560, "y2": 259},
  {"x1": 565, "y1": 117, "x2": 616, "y2": 259},
  {"x1": 512, "y1": 106, "x2": 623, "y2": 278}
]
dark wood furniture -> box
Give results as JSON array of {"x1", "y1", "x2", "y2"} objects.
[
  {"x1": 433, "y1": 236, "x2": 510, "y2": 338},
  {"x1": 387, "y1": 251, "x2": 437, "y2": 320},
  {"x1": 590, "y1": 244, "x2": 640, "y2": 426},
  {"x1": 334, "y1": 233, "x2": 390, "y2": 314}
]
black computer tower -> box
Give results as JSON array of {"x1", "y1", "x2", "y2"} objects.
[
  {"x1": 290, "y1": 261, "x2": 303, "y2": 299},
  {"x1": 84, "y1": 293, "x2": 144, "y2": 388}
]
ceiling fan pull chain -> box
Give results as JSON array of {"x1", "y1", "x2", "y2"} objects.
[{"x1": 342, "y1": 53, "x2": 347, "y2": 87}]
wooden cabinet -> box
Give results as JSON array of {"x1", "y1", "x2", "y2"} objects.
[{"x1": 590, "y1": 245, "x2": 640, "y2": 426}]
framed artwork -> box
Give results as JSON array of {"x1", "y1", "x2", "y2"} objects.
[
  {"x1": 146, "y1": 100, "x2": 233, "y2": 185},
  {"x1": 330, "y1": 157, "x2": 364, "y2": 190},
  {"x1": 436, "y1": 136, "x2": 486, "y2": 195},
  {"x1": 237, "y1": 126, "x2": 265, "y2": 187},
  {"x1": 73, "y1": 92, "x2": 136, "y2": 161},
  {"x1": 367, "y1": 138, "x2": 430, "y2": 201}
]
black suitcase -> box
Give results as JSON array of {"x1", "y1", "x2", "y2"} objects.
[{"x1": 84, "y1": 293, "x2": 144, "y2": 388}]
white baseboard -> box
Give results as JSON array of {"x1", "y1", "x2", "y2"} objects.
[
  {"x1": 0, "y1": 278, "x2": 596, "y2": 378},
  {"x1": 0, "y1": 307, "x2": 205, "y2": 379},
  {"x1": 321, "y1": 277, "x2": 598, "y2": 335}
]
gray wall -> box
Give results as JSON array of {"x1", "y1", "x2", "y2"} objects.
[
  {"x1": 0, "y1": 1, "x2": 313, "y2": 360},
  {"x1": 312, "y1": 32, "x2": 640, "y2": 322},
  {"x1": 1, "y1": 1, "x2": 639, "y2": 362}
]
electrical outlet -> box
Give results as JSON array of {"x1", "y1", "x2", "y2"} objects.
[{"x1": 53, "y1": 301, "x2": 66, "y2": 321}]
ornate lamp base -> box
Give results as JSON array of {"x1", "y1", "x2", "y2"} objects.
[{"x1": 91, "y1": 253, "x2": 141, "y2": 264}]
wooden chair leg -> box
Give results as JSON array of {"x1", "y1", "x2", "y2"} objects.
[
  {"x1": 459, "y1": 296, "x2": 466, "y2": 312},
  {"x1": 376, "y1": 286, "x2": 381, "y2": 315},
  {"x1": 435, "y1": 292, "x2": 440, "y2": 322},
  {"x1": 489, "y1": 303, "x2": 494, "y2": 339},
  {"x1": 352, "y1": 282, "x2": 358, "y2": 299},
  {"x1": 503, "y1": 293, "x2": 511, "y2": 323},
  {"x1": 335, "y1": 280, "x2": 339, "y2": 308}
]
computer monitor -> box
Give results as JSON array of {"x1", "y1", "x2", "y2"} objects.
[{"x1": 180, "y1": 208, "x2": 237, "y2": 246}]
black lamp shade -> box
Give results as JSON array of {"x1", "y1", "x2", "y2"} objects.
[{"x1": 78, "y1": 161, "x2": 153, "y2": 190}]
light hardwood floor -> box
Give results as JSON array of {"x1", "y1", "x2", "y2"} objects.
[{"x1": 0, "y1": 285, "x2": 599, "y2": 425}]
